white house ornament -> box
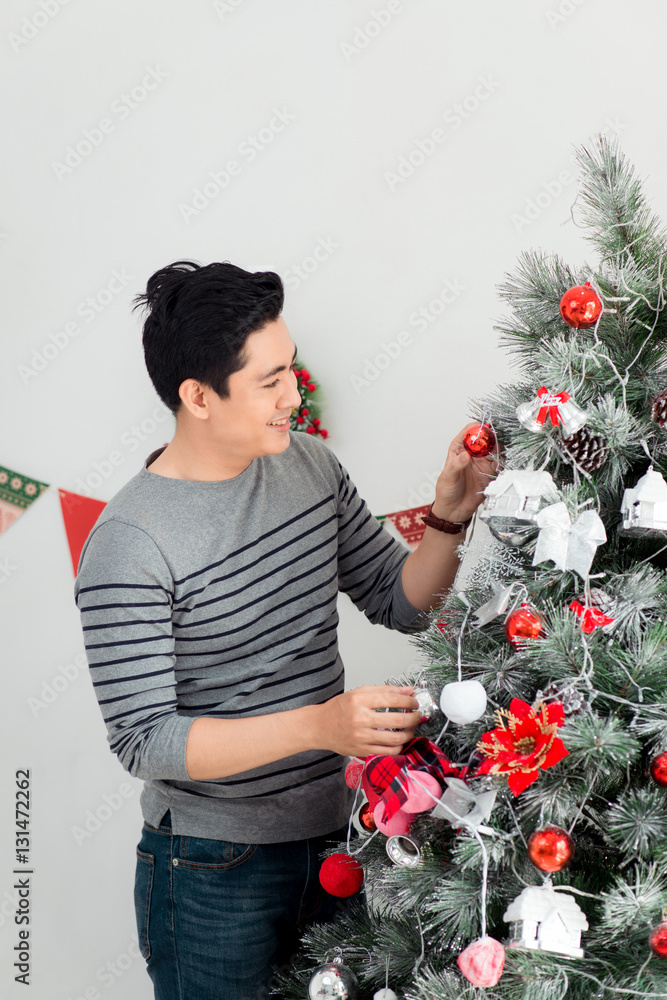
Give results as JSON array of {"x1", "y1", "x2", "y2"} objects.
[
  {"x1": 619, "y1": 467, "x2": 667, "y2": 536},
  {"x1": 480, "y1": 470, "x2": 560, "y2": 548},
  {"x1": 516, "y1": 387, "x2": 587, "y2": 438},
  {"x1": 504, "y1": 885, "x2": 588, "y2": 959},
  {"x1": 440, "y1": 679, "x2": 487, "y2": 724},
  {"x1": 532, "y1": 503, "x2": 607, "y2": 579}
]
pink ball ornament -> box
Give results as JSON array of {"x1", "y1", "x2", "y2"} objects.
[
  {"x1": 457, "y1": 936, "x2": 505, "y2": 987},
  {"x1": 373, "y1": 801, "x2": 415, "y2": 837},
  {"x1": 345, "y1": 759, "x2": 364, "y2": 789},
  {"x1": 403, "y1": 771, "x2": 441, "y2": 813}
]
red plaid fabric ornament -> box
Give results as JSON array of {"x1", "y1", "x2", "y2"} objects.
[{"x1": 362, "y1": 737, "x2": 460, "y2": 823}]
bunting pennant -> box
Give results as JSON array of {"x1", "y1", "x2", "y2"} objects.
[
  {"x1": 58, "y1": 489, "x2": 107, "y2": 575},
  {"x1": 384, "y1": 504, "x2": 431, "y2": 550},
  {"x1": 0, "y1": 464, "x2": 49, "y2": 536}
]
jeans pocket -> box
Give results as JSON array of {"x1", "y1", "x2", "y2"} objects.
[
  {"x1": 176, "y1": 834, "x2": 257, "y2": 871},
  {"x1": 134, "y1": 849, "x2": 155, "y2": 960}
]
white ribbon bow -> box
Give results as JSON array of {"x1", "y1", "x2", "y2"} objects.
[{"x1": 532, "y1": 502, "x2": 606, "y2": 579}]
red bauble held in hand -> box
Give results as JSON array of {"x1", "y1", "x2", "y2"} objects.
[
  {"x1": 559, "y1": 282, "x2": 603, "y2": 329},
  {"x1": 505, "y1": 604, "x2": 545, "y2": 648},
  {"x1": 463, "y1": 423, "x2": 496, "y2": 458},
  {"x1": 527, "y1": 826, "x2": 574, "y2": 872}
]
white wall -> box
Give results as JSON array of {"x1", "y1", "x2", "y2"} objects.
[{"x1": 2, "y1": 1, "x2": 666, "y2": 996}]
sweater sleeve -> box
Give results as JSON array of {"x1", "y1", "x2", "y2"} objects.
[
  {"x1": 73, "y1": 519, "x2": 194, "y2": 781},
  {"x1": 332, "y1": 456, "x2": 430, "y2": 634}
]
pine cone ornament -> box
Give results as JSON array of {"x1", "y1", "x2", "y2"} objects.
[
  {"x1": 562, "y1": 427, "x2": 609, "y2": 472},
  {"x1": 651, "y1": 389, "x2": 667, "y2": 427},
  {"x1": 535, "y1": 682, "x2": 589, "y2": 717},
  {"x1": 576, "y1": 588, "x2": 614, "y2": 616}
]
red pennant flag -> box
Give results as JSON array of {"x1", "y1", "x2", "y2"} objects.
[
  {"x1": 384, "y1": 504, "x2": 431, "y2": 550},
  {"x1": 58, "y1": 489, "x2": 106, "y2": 576}
]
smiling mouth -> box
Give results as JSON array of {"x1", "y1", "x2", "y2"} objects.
[{"x1": 267, "y1": 417, "x2": 290, "y2": 426}]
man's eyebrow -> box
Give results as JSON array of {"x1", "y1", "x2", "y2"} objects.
[{"x1": 255, "y1": 344, "x2": 298, "y2": 382}]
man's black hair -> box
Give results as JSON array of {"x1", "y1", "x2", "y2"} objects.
[{"x1": 132, "y1": 260, "x2": 285, "y2": 413}]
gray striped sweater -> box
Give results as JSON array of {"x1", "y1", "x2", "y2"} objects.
[{"x1": 73, "y1": 431, "x2": 428, "y2": 843}]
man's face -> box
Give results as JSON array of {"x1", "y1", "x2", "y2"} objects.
[{"x1": 201, "y1": 316, "x2": 303, "y2": 461}]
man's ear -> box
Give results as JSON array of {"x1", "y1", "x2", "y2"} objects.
[{"x1": 178, "y1": 378, "x2": 209, "y2": 420}]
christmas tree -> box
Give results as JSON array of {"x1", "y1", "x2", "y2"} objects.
[{"x1": 276, "y1": 134, "x2": 667, "y2": 1000}]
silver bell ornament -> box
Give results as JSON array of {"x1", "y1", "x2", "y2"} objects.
[
  {"x1": 515, "y1": 396, "x2": 544, "y2": 433},
  {"x1": 516, "y1": 387, "x2": 586, "y2": 438},
  {"x1": 308, "y1": 957, "x2": 359, "y2": 999},
  {"x1": 557, "y1": 397, "x2": 588, "y2": 437},
  {"x1": 385, "y1": 827, "x2": 425, "y2": 867}
]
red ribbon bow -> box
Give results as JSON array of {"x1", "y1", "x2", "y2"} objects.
[
  {"x1": 569, "y1": 600, "x2": 614, "y2": 633},
  {"x1": 536, "y1": 386, "x2": 570, "y2": 427},
  {"x1": 362, "y1": 737, "x2": 461, "y2": 823}
]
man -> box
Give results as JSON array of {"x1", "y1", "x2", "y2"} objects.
[{"x1": 74, "y1": 260, "x2": 494, "y2": 1000}]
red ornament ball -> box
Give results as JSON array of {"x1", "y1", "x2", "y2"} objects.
[
  {"x1": 319, "y1": 852, "x2": 364, "y2": 897},
  {"x1": 527, "y1": 826, "x2": 574, "y2": 873},
  {"x1": 505, "y1": 604, "x2": 545, "y2": 649},
  {"x1": 649, "y1": 922, "x2": 667, "y2": 959},
  {"x1": 344, "y1": 759, "x2": 364, "y2": 789},
  {"x1": 650, "y1": 752, "x2": 667, "y2": 787},
  {"x1": 463, "y1": 423, "x2": 496, "y2": 458},
  {"x1": 559, "y1": 282, "x2": 603, "y2": 329}
]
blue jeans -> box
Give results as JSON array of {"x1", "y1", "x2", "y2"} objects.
[{"x1": 134, "y1": 810, "x2": 363, "y2": 1000}]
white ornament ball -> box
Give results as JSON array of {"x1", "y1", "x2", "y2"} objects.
[
  {"x1": 374, "y1": 990, "x2": 398, "y2": 1000},
  {"x1": 440, "y1": 680, "x2": 487, "y2": 725}
]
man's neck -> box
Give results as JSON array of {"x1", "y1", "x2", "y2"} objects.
[{"x1": 146, "y1": 432, "x2": 253, "y2": 482}]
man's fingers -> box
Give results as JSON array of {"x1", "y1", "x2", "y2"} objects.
[
  {"x1": 373, "y1": 710, "x2": 421, "y2": 728},
  {"x1": 374, "y1": 688, "x2": 419, "y2": 710}
]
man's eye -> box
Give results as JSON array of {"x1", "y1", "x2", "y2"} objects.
[{"x1": 263, "y1": 363, "x2": 298, "y2": 389}]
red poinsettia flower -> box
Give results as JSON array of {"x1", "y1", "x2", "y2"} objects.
[
  {"x1": 475, "y1": 698, "x2": 568, "y2": 796},
  {"x1": 569, "y1": 600, "x2": 614, "y2": 634}
]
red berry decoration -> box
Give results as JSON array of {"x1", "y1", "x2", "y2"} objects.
[
  {"x1": 559, "y1": 281, "x2": 603, "y2": 329},
  {"x1": 463, "y1": 423, "x2": 497, "y2": 458},
  {"x1": 650, "y1": 751, "x2": 667, "y2": 787},
  {"x1": 527, "y1": 825, "x2": 574, "y2": 873},
  {"x1": 307, "y1": 382, "x2": 316, "y2": 392},
  {"x1": 505, "y1": 604, "x2": 545, "y2": 649},
  {"x1": 649, "y1": 922, "x2": 667, "y2": 958},
  {"x1": 318, "y1": 852, "x2": 364, "y2": 897}
]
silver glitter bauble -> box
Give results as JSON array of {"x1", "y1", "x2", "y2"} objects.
[
  {"x1": 308, "y1": 959, "x2": 359, "y2": 999},
  {"x1": 415, "y1": 685, "x2": 438, "y2": 722}
]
